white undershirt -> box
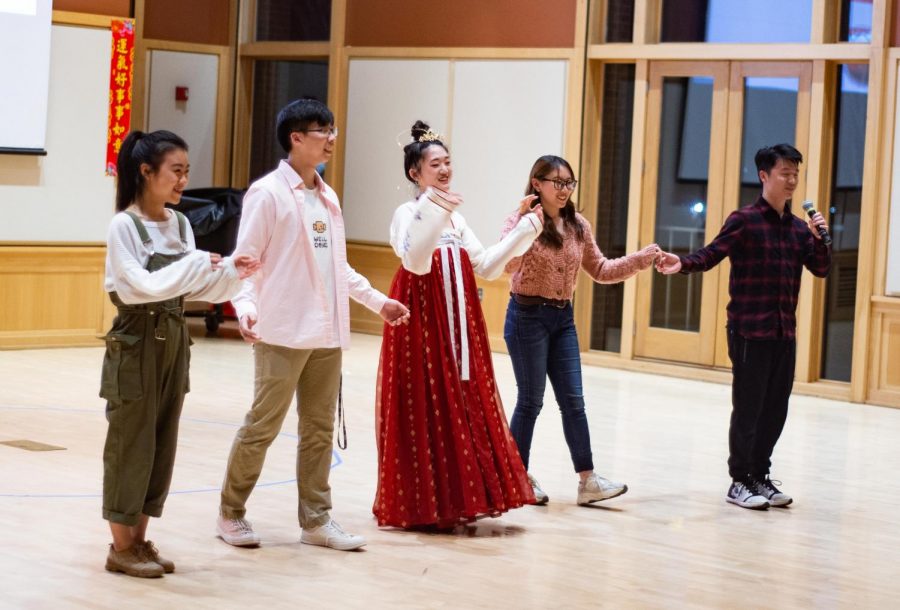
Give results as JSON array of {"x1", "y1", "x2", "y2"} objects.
[{"x1": 303, "y1": 187, "x2": 339, "y2": 346}]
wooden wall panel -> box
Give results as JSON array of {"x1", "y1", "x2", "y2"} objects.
[
  {"x1": 143, "y1": 0, "x2": 230, "y2": 45},
  {"x1": 345, "y1": 0, "x2": 577, "y2": 48},
  {"x1": 0, "y1": 247, "x2": 107, "y2": 349},
  {"x1": 346, "y1": 243, "x2": 511, "y2": 352},
  {"x1": 868, "y1": 300, "x2": 900, "y2": 407},
  {"x1": 52, "y1": 0, "x2": 129, "y2": 16}
]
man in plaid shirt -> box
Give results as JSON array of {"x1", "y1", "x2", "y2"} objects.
[{"x1": 656, "y1": 144, "x2": 831, "y2": 510}]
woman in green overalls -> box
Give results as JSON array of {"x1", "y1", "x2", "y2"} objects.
[{"x1": 101, "y1": 130, "x2": 259, "y2": 578}]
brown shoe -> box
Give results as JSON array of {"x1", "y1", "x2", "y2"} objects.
[
  {"x1": 105, "y1": 544, "x2": 164, "y2": 578},
  {"x1": 137, "y1": 540, "x2": 175, "y2": 573}
]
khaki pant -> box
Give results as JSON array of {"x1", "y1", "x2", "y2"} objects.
[{"x1": 220, "y1": 342, "x2": 342, "y2": 529}]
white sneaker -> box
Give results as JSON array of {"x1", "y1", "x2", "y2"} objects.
[
  {"x1": 577, "y1": 472, "x2": 628, "y2": 505},
  {"x1": 529, "y1": 474, "x2": 549, "y2": 505},
  {"x1": 216, "y1": 516, "x2": 261, "y2": 547},
  {"x1": 749, "y1": 476, "x2": 793, "y2": 507},
  {"x1": 726, "y1": 480, "x2": 770, "y2": 510},
  {"x1": 301, "y1": 519, "x2": 366, "y2": 551}
]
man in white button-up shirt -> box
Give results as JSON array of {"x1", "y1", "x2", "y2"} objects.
[{"x1": 216, "y1": 99, "x2": 409, "y2": 551}]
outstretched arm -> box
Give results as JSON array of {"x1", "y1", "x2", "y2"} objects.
[
  {"x1": 466, "y1": 197, "x2": 543, "y2": 280},
  {"x1": 657, "y1": 211, "x2": 745, "y2": 275},
  {"x1": 580, "y1": 217, "x2": 660, "y2": 283}
]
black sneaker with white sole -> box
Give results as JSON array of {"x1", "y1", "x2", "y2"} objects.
[
  {"x1": 726, "y1": 480, "x2": 770, "y2": 510},
  {"x1": 750, "y1": 475, "x2": 793, "y2": 507}
]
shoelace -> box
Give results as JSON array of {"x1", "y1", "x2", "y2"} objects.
[
  {"x1": 134, "y1": 541, "x2": 159, "y2": 563},
  {"x1": 142, "y1": 541, "x2": 159, "y2": 557},
  {"x1": 735, "y1": 481, "x2": 754, "y2": 497},
  {"x1": 327, "y1": 520, "x2": 346, "y2": 535},
  {"x1": 232, "y1": 518, "x2": 254, "y2": 534},
  {"x1": 760, "y1": 477, "x2": 783, "y2": 493}
]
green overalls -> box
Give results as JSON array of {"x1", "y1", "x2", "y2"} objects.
[{"x1": 101, "y1": 211, "x2": 192, "y2": 526}]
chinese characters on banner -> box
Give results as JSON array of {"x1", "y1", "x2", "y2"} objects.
[{"x1": 105, "y1": 19, "x2": 135, "y2": 176}]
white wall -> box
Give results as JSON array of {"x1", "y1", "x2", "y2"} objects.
[
  {"x1": 342, "y1": 58, "x2": 567, "y2": 246},
  {"x1": 146, "y1": 50, "x2": 219, "y2": 189},
  {"x1": 0, "y1": 24, "x2": 115, "y2": 242},
  {"x1": 450, "y1": 60, "x2": 567, "y2": 243},
  {"x1": 887, "y1": 63, "x2": 900, "y2": 296},
  {"x1": 343, "y1": 59, "x2": 451, "y2": 243}
]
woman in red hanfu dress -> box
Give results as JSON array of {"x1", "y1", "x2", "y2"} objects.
[{"x1": 373, "y1": 121, "x2": 544, "y2": 529}]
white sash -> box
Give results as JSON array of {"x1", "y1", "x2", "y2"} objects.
[{"x1": 438, "y1": 236, "x2": 470, "y2": 381}]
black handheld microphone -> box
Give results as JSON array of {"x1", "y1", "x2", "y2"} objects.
[{"x1": 801, "y1": 200, "x2": 832, "y2": 246}]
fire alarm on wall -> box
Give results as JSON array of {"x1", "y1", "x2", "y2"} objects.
[{"x1": 175, "y1": 86, "x2": 189, "y2": 101}]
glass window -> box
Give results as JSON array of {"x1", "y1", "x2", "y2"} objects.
[
  {"x1": 649, "y1": 77, "x2": 713, "y2": 332},
  {"x1": 605, "y1": 0, "x2": 635, "y2": 43},
  {"x1": 738, "y1": 77, "x2": 799, "y2": 206},
  {"x1": 249, "y1": 60, "x2": 329, "y2": 182},
  {"x1": 256, "y1": 0, "x2": 331, "y2": 42},
  {"x1": 840, "y1": 0, "x2": 873, "y2": 43},
  {"x1": 661, "y1": 0, "x2": 812, "y2": 43},
  {"x1": 590, "y1": 64, "x2": 635, "y2": 352},
  {"x1": 821, "y1": 64, "x2": 868, "y2": 381}
]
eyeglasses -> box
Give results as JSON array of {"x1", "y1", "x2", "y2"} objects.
[
  {"x1": 303, "y1": 126, "x2": 339, "y2": 138},
  {"x1": 539, "y1": 178, "x2": 578, "y2": 191}
]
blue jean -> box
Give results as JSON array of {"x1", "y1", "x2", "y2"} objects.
[{"x1": 503, "y1": 298, "x2": 593, "y2": 473}]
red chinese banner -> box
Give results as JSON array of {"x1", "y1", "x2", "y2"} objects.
[{"x1": 105, "y1": 19, "x2": 135, "y2": 176}]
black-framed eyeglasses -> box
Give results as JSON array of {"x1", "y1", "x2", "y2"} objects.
[
  {"x1": 539, "y1": 178, "x2": 578, "y2": 191},
  {"x1": 303, "y1": 126, "x2": 339, "y2": 138}
]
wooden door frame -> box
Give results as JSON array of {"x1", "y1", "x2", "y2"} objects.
[
  {"x1": 713, "y1": 61, "x2": 814, "y2": 367},
  {"x1": 634, "y1": 61, "x2": 729, "y2": 365}
]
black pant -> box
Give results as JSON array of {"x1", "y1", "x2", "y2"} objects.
[{"x1": 727, "y1": 330, "x2": 796, "y2": 480}]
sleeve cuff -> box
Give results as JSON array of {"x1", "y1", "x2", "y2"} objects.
[
  {"x1": 232, "y1": 300, "x2": 256, "y2": 320},
  {"x1": 426, "y1": 188, "x2": 458, "y2": 213}
]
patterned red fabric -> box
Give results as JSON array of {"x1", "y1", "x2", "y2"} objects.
[{"x1": 374, "y1": 248, "x2": 535, "y2": 528}]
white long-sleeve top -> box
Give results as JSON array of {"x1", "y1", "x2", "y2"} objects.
[
  {"x1": 389, "y1": 189, "x2": 543, "y2": 279},
  {"x1": 104, "y1": 210, "x2": 244, "y2": 305}
]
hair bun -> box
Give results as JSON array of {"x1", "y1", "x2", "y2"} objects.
[{"x1": 410, "y1": 120, "x2": 430, "y2": 140}]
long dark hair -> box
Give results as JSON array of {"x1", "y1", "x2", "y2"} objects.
[
  {"x1": 115, "y1": 130, "x2": 188, "y2": 211},
  {"x1": 403, "y1": 120, "x2": 448, "y2": 184},
  {"x1": 526, "y1": 155, "x2": 584, "y2": 248}
]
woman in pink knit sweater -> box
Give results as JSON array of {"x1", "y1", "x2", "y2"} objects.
[{"x1": 502, "y1": 155, "x2": 660, "y2": 506}]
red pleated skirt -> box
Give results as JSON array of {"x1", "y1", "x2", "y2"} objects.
[{"x1": 373, "y1": 247, "x2": 535, "y2": 529}]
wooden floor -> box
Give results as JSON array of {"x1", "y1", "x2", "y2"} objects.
[{"x1": 2, "y1": 327, "x2": 899, "y2": 609}]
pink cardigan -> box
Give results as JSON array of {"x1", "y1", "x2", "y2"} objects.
[{"x1": 501, "y1": 210, "x2": 656, "y2": 301}]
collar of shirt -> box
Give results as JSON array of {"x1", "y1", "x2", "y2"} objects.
[
  {"x1": 754, "y1": 195, "x2": 794, "y2": 224},
  {"x1": 277, "y1": 159, "x2": 340, "y2": 211}
]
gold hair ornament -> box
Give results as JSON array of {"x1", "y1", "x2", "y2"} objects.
[{"x1": 417, "y1": 128, "x2": 443, "y2": 143}]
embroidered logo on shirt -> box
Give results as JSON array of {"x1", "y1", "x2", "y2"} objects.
[{"x1": 312, "y1": 220, "x2": 329, "y2": 249}]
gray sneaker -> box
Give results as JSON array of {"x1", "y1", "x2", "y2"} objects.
[
  {"x1": 105, "y1": 545, "x2": 164, "y2": 578},
  {"x1": 301, "y1": 519, "x2": 366, "y2": 551},
  {"x1": 217, "y1": 516, "x2": 261, "y2": 547},
  {"x1": 577, "y1": 472, "x2": 628, "y2": 505},
  {"x1": 528, "y1": 474, "x2": 549, "y2": 505},
  {"x1": 726, "y1": 480, "x2": 770, "y2": 510},
  {"x1": 750, "y1": 476, "x2": 793, "y2": 507}
]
